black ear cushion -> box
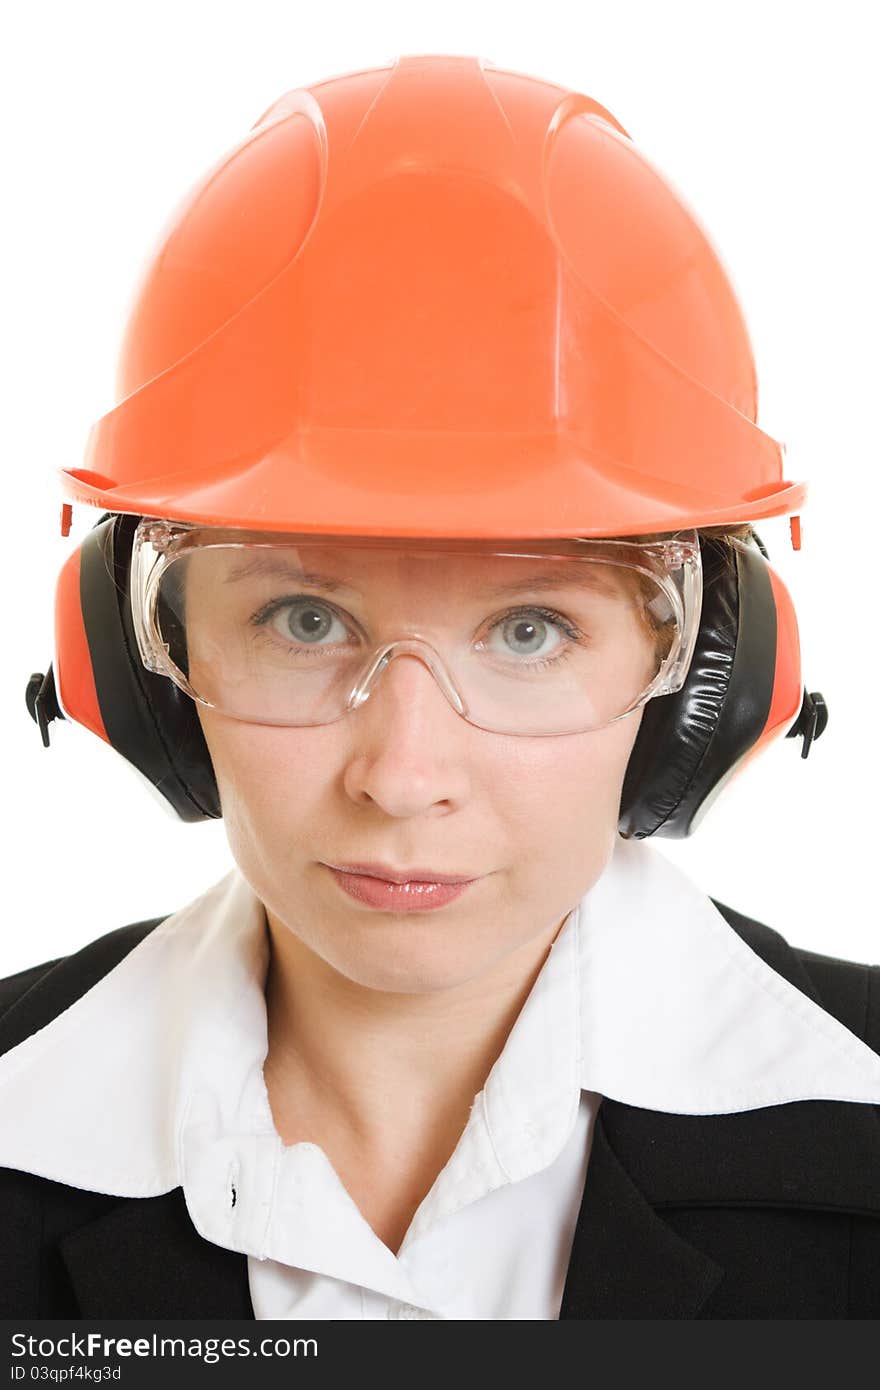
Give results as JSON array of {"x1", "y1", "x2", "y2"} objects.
[
  {"x1": 79, "y1": 514, "x2": 221, "y2": 822},
  {"x1": 618, "y1": 535, "x2": 777, "y2": 839}
]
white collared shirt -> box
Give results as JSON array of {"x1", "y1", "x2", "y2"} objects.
[{"x1": 1, "y1": 837, "x2": 879, "y2": 1320}]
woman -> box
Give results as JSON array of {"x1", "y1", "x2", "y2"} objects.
[{"x1": 3, "y1": 55, "x2": 879, "y2": 1321}]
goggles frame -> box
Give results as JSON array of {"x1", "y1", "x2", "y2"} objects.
[{"x1": 130, "y1": 519, "x2": 704, "y2": 736}]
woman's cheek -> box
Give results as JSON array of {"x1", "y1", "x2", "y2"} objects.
[{"x1": 206, "y1": 719, "x2": 330, "y2": 811}]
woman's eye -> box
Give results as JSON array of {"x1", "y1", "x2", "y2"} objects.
[
  {"x1": 265, "y1": 597, "x2": 350, "y2": 646},
  {"x1": 485, "y1": 610, "x2": 567, "y2": 660}
]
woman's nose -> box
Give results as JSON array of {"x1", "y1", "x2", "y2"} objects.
[{"x1": 341, "y1": 652, "x2": 472, "y2": 815}]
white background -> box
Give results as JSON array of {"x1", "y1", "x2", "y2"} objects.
[{"x1": 2, "y1": 0, "x2": 877, "y2": 974}]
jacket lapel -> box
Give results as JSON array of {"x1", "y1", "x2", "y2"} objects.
[
  {"x1": 559, "y1": 1103, "x2": 724, "y2": 1318},
  {"x1": 559, "y1": 1086, "x2": 880, "y2": 1318},
  {"x1": 59, "y1": 1187, "x2": 254, "y2": 1318}
]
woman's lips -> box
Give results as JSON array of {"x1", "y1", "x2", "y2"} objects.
[{"x1": 325, "y1": 866, "x2": 478, "y2": 911}]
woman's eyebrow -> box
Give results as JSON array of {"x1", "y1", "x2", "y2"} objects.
[
  {"x1": 221, "y1": 556, "x2": 361, "y2": 594},
  {"x1": 483, "y1": 568, "x2": 622, "y2": 598}
]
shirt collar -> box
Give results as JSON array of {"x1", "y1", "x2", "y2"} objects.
[{"x1": 2, "y1": 837, "x2": 880, "y2": 1204}]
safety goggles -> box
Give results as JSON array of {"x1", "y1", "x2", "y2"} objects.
[{"x1": 130, "y1": 520, "x2": 702, "y2": 737}]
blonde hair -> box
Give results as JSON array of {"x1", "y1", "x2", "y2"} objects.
[
  {"x1": 616, "y1": 522, "x2": 757, "y2": 549},
  {"x1": 614, "y1": 522, "x2": 759, "y2": 662}
]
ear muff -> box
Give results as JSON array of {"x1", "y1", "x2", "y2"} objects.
[
  {"x1": 27, "y1": 517, "x2": 826, "y2": 833},
  {"x1": 38, "y1": 511, "x2": 221, "y2": 822},
  {"x1": 617, "y1": 531, "x2": 818, "y2": 839}
]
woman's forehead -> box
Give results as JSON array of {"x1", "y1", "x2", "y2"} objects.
[{"x1": 197, "y1": 541, "x2": 633, "y2": 600}]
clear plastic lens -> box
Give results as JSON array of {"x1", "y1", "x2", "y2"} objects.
[{"x1": 132, "y1": 523, "x2": 702, "y2": 736}]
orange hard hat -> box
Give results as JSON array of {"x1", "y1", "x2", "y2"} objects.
[{"x1": 60, "y1": 54, "x2": 806, "y2": 539}]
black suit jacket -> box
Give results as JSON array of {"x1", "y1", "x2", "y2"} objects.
[{"x1": 1, "y1": 900, "x2": 879, "y2": 1319}]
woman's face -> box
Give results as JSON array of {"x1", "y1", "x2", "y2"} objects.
[{"x1": 192, "y1": 541, "x2": 650, "y2": 994}]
